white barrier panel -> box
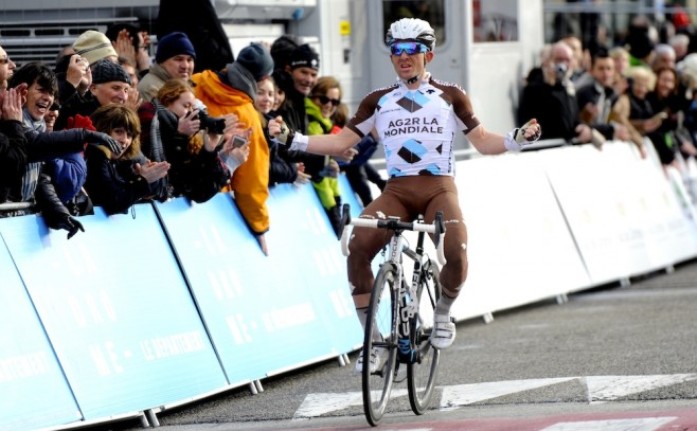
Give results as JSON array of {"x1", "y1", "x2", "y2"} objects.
[
  {"x1": 540, "y1": 143, "x2": 697, "y2": 285},
  {"x1": 540, "y1": 145, "x2": 647, "y2": 284},
  {"x1": 602, "y1": 144, "x2": 697, "y2": 266},
  {"x1": 450, "y1": 154, "x2": 590, "y2": 320}
]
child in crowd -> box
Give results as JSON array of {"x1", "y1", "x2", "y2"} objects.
[{"x1": 85, "y1": 104, "x2": 169, "y2": 214}]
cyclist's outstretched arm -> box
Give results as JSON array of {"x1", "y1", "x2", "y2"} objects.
[{"x1": 268, "y1": 116, "x2": 360, "y2": 159}]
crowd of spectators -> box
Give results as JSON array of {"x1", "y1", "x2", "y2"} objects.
[
  {"x1": 0, "y1": 22, "x2": 385, "y2": 252},
  {"x1": 520, "y1": 13, "x2": 697, "y2": 176}
]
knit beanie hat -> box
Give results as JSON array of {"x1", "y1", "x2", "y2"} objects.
[
  {"x1": 270, "y1": 34, "x2": 300, "y2": 70},
  {"x1": 234, "y1": 43, "x2": 274, "y2": 81},
  {"x1": 92, "y1": 60, "x2": 131, "y2": 85},
  {"x1": 73, "y1": 30, "x2": 118, "y2": 65},
  {"x1": 156, "y1": 32, "x2": 196, "y2": 63},
  {"x1": 289, "y1": 44, "x2": 320, "y2": 70}
]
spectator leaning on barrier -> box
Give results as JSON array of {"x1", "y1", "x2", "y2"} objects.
[
  {"x1": 647, "y1": 66, "x2": 697, "y2": 167},
  {"x1": 1, "y1": 80, "x2": 124, "y2": 237},
  {"x1": 191, "y1": 43, "x2": 273, "y2": 255},
  {"x1": 9, "y1": 63, "x2": 90, "y2": 215},
  {"x1": 85, "y1": 104, "x2": 170, "y2": 215},
  {"x1": 518, "y1": 41, "x2": 594, "y2": 145},
  {"x1": 150, "y1": 78, "x2": 243, "y2": 203},
  {"x1": 138, "y1": 32, "x2": 196, "y2": 103},
  {"x1": 611, "y1": 66, "x2": 658, "y2": 158},
  {"x1": 576, "y1": 47, "x2": 631, "y2": 145}
]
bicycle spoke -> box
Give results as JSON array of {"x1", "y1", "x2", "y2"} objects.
[
  {"x1": 408, "y1": 261, "x2": 442, "y2": 415},
  {"x1": 362, "y1": 264, "x2": 399, "y2": 426}
]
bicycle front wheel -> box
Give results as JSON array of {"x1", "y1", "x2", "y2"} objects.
[
  {"x1": 362, "y1": 262, "x2": 399, "y2": 426},
  {"x1": 408, "y1": 258, "x2": 442, "y2": 415}
]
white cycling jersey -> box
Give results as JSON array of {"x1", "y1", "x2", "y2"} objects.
[{"x1": 346, "y1": 72, "x2": 481, "y2": 178}]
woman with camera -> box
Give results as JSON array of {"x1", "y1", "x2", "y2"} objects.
[{"x1": 146, "y1": 78, "x2": 247, "y2": 203}]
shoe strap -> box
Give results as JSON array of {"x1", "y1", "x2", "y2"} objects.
[{"x1": 434, "y1": 313, "x2": 451, "y2": 323}]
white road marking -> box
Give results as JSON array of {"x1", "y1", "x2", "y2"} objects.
[
  {"x1": 293, "y1": 388, "x2": 408, "y2": 419},
  {"x1": 293, "y1": 374, "x2": 697, "y2": 418},
  {"x1": 440, "y1": 377, "x2": 576, "y2": 409},
  {"x1": 538, "y1": 416, "x2": 676, "y2": 431},
  {"x1": 585, "y1": 374, "x2": 697, "y2": 404}
]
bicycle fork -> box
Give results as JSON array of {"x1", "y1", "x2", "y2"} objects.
[{"x1": 395, "y1": 236, "x2": 423, "y2": 364}]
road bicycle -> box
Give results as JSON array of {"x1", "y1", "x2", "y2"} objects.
[{"x1": 339, "y1": 204, "x2": 447, "y2": 426}]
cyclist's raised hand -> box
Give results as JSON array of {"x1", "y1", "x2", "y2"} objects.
[
  {"x1": 517, "y1": 118, "x2": 542, "y2": 143},
  {"x1": 504, "y1": 118, "x2": 542, "y2": 151}
]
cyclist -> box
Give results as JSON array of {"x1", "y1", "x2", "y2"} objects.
[{"x1": 269, "y1": 18, "x2": 541, "y2": 372}]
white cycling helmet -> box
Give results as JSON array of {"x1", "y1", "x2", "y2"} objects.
[{"x1": 385, "y1": 18, "x2": 436, "y2": 51}]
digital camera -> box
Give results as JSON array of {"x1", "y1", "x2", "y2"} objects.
[
  {"x1": 196, "y1": 110, "x2": 226, "y2": 134},
  {"x1": 554, "y1": 62, "x2": 568, "y2": 81}
]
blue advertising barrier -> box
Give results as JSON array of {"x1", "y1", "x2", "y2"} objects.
[
  {"x1": 0, "y1": 206, "x2": 227, "y2": 422},
  {"x1": 0, "y1": 236, "x2": 81, "y2": 431},
  {"x1": 265, "y1": 184, "x2": 363, "y2": 365},
  {"x1": 338, "y1": 174, "x2": 364, "y2": 218},
  {"x1": 155, "y1": 185, "x2": 361, "y2": 384}
]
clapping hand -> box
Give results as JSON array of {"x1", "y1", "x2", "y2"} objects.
[
  {"x1": 1, "y1": 85, "x2": 25, "y2": 122},
  {"x1": 135, "y1": 161, "x2": 170, "y2": 183}
]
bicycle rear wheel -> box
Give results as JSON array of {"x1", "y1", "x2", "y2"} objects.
[
  {"x1": 362, "y1": 263, "x2": 399, "y2": 426},
  {"x1": 408, "y1": 258, "x2": 442, "y2": 415}
]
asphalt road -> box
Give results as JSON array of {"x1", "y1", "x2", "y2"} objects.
[{"x1": 87, "y1": 259, "x2": 697, "y2": 431}]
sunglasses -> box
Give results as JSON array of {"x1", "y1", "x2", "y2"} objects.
[
  {"x1": 315, "y1": 95, "x2": 341, "y2": 106},
  {"x1": 390, "y1": 41, "x2": 429, "y2": 56}
]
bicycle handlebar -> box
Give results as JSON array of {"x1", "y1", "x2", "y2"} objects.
[{"x1": 339, "y1": 204, "x2": 447, "y2": 266}]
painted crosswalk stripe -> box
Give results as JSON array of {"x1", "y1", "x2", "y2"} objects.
[
  {"x1": 585, "y1": 374, "x2": 697, "y2": 403},
  {"x1": 293, "y1": 374, "x2": 697, "y2": 418},
  {"x1": 293, "y1": 389, "x2": 408, "y2": 419},
  {"x1": 440, "y1": 377, "x2": 575, "y2": 409},
  {"x1": 538, "y1": 417, "x2": 676, "y2": 431}
]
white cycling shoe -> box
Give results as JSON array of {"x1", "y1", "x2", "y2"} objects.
[
  {"x1": 430, "y1": 314, "x2": 456, "y2": 349},
  {"x1": 355, "y1": 346, "x2": 388, "y2": 374}
]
